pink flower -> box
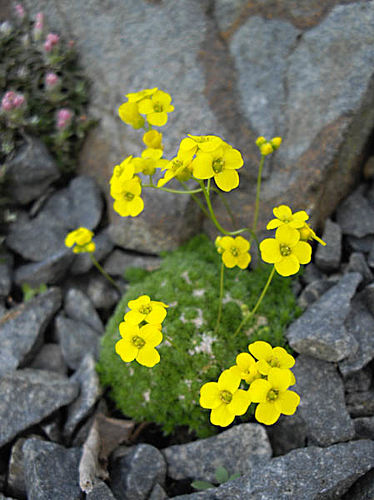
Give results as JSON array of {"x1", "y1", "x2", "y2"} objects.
[
  {"x1": 45, "y1": 72, "x2": 59, "y2": 88},
  {"x1": 44, "y1": 32, "x2": 59, "y2": 52},
  {"x1": 14, "y1": 4, "x2": 25, "y2": 19},
  {"x1": 57, "y1": 108, "x2": 73, "y2": 129},
  {"x1": 33, "y1": 12, "x2": 44, "y2": 40},
  {"x1": 1, "y1": 91, "x2": 25, "y2": 111},
  {"x1": 13, "y1": 94, "x2": 25, "y2": 108}
]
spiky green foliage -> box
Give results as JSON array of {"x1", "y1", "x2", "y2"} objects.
[{"x1": 97, "y1": 235, "x2": 300, "y2": 437}]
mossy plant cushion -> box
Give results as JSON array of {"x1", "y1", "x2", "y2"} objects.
[{"x1": 97, "y1": 235, "x2": 300, "y2": 437}]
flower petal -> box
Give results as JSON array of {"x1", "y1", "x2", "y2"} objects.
[
  {"x1": 259, "y1": 239, "x2": 282, "y2": 263},
  {"x1": 210, "y1": 404, "x2": 235, "y2": 427},
  {"x1": 222, "y1": 250, "x2": 237, "y2": 268},
  {"x1": 119, "y1": 321, "x2": 140, "y2": 338},
  {"x1": 268, "y1": 367, "x2": 292, "y2": 392},
  {"x1": 138, "y1": 99, "x2": 154, "y2": 114},
  {"x1": 293, "y1": 241, "x2": 312, "y2": 265},
  {"x1": 218, "y1": 368, "x2": 241, "y2": 393},
  {"x1": 200, "y1": 382, "x2": 221, "y2": 409},
  {"x1": 128, "y1": 197, "x2": 144, "y2": 217},
  {"x1": 248, "y1": 340, "x2": 273, "y2": 361},
  {"x1": 276, "y1": 390, "x2": 300, "y2": 415},
  {"x1": 140, "y1": 324, "x2": 163, "y2": 347},
  {"x1": 274, "y1": 255, "x2": 300, "y2": 276},
  {"x1": 214, "y1": 170, "x2": 239, "y2": 192},
  {"x1": 248, "y1": 378, "x2": 271, "y2": 402},
  {"x1": 227, "y1": 389, "x2": 251, "y2": 416},
  {"x1": 124, "y1": 310, "x2": 145, "y2": 325},
  {"x1": 236, "y1": 352, "x2": 256, "y2": 371},
  {"x1": 273, "y1": 205, "x2": 292, "y2": 219},
  {"x1": 235, "y1": 236, "x2": 250, "y2": 252},
  {"x1": 237, "y1": 252, "x2": 251, "y2": 269},
  {"x1": 266, "y1": 219, "x2": 282, "y2": 230},
  {"x1": 146, "y1": 304, "x2": 167, "y2": 324},
  {"x1": 148, "y1": 112, "x2": 168, "y2": 127},
  {"x1": 136, "y1": 346, "x2": 160, "y2": 367},
  {"x1": 255, "y1": 401, "x2": 281, "y2": 425},
  {"x1": 192, "y1": 153, "x2": 214, "y2": 179},
  {"x1": 223, "y1": 148, "x2": 243, "y2": 169},
  {"x1": 275, "y1": 225, "x2": 300, "y2": 247},
  {"x1": 115, "y1": 338, "x2": 138, "y2": 362},
  {"x1": 273, "y1": 347, "x2": 295, "y2": 369}
]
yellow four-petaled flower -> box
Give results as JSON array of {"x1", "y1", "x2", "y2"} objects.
[{"x1": 65, "y1": 227, "x2": 95, "y2": 253}]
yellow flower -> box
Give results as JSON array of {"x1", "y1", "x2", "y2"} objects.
[
  {"x1": 260, "y1": 225, "x2": 312, "y2": 276},
  {"x1": 112, "y1": 177, "x2": 144, "y2": 217},
  {"x1": 138, "y1": 90, "x2": 174, "y2": 127},
  {"x1": 218, "y1": 236, "x2": 251, "y2": 269},
  {"x1": 126, "y1": 88, "x2": 158, "y2": 103},
  {"x1": 133, "y1": 148, "x2": 168, "y2": 176},
  {"x1": 115, "y1": 322, "x2": 162, "y2": 367},
  {"x1": 65, "y1": 227, "x2": 95, "y2": 254},
  {"x1": 118, "y1": 102, "x2": 144, "y2": 129},
  {"x1": 215, "y1": 236, "x2": 224, "y2": 254},
  {"x1": 248, "y1": 340, "x2": 295, "y2": 375},
  {"x1": 192, "y1": 143, "x2": 244, "y2": 192},
  {"x1": 124, "y1": 295, "x2": 169, "y2": 325},
  {"x1": 143, "y1": 130, "x2": 163, "y2": 150},
  {"x1": 179, "y1": 134, "x2": 223, "y2": 155},
  {"x1": 267, "y1": 205, "x2": 309, "y2": 230},
  {"x1": 200, "y1": 366, "x2": 251, "y2": 427},
  {"x1": 235, "y1": 352, "x2": 260, "y2": 384},
  {"x1": 299, "y1": 222, "x2": 326, "y2": 246},
  {"x1": 248, "y1": 367, "x2": 300, "y2": 425},
  {"x1": 256, "y1": 136, "x2": 282, "y2": 156},
  {"x1": 157, "y1": 148, "x2": 194, "y2": 187},
  {"x1": 110, "y1": 156, "x2": 135, "y2": 189}
]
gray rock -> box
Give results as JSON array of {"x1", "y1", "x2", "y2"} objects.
[
  {"x1": 14, "y1": 249, "x2": 74, "y2": 287},
  {"x1": 86, "y1": 481, "x2": 116, "y2": 500},
  {"x1": 64, "y1": 288, "x2": 103, "y2": 333},
  {"x1": 174, "y1": 440, "x2": 374, "y2": 500},
  {"x1": 343, "y1": 366, "x2": 372, "y2": 394},
  {"x1": 0, "y1": 369, "x2": 78, "y2": 447},
  {"x1": 111, "y1": 444, "x2": 167, "y2": 500},
  {"x1": 163, "y1": 424, "x2": 271, "y2": 482},
  {"x1": 315, "y1": 219, "x2": 342, "y2": 272},
  {"x1": 64, "y1": 354, "x2": 102, "y2": 439},
  {"x1": 71, "y1": 229, "x2": 114, "y2": 275},
  {"x1": 55, "y1": 313, "x2": 100, "y2": 370},
  {"x1": 23, "y1": 438, "x2": 81, "y2": 500},
  {"x1": 8, "y1": 437, "x2": 28, "y2": 498},
  {"x1": 367, "y1": 241, "x2": 374, "y2": 268},
  {"x1": 286, "y1": 273, "x2": 361, "y2": 362},
  {"x1": 87, "y1": 275, "x2": 121, "y2": 310},
  {"x1": 104, "y1": 249, "x2": 161, "y2": 277},
  {"x1": 347, "y1": 234, "x2": 374, "y2": 253},
  {"x1": 0, "y1": 253, "x2": 12, "y2": 298},
  {"x1": 336, "y1": 188, "x2": 374, "y2": 238},
  {"x1": 265, "y1": 413, "x2": 307, "y2": 457},
  {"x1": 293, "y1": 355, "x2": 354, "y2": 446},
  {"x1": 29, "y1": 343, "x2": 68, "y2": 376},
  {"x1": 300, "y1": 262, "x2": 324, "y2": 286},
  {"x1": 345, "y1": 252, "x2": 373, "y2": 286},
  {"x1": 353, "y1": 416, "x2": 374, "y2": 440},
  {"x1": 149, "y1": 484, "x2": 169, "y2": 500},
  {"x1": 7, "y1": 137, "x2": 60, "y2": 204},
  {"x1": 342, "y1": 468, "x2": 374, "y2": 500},
  {"x1": 0, "y1": 288, "x2": 61, "y2": 377},
  {"x1": 297, "y1": 278, "x2": 336, "y2": 309},
  {"x1": 214, "y1": 0, "x2": 247, "y2": 33},
  {"x1": 346, "y1": 390, "x2": 374, "y2": 418},
  {"x1": 39, "y1": 414, "x2": 62, "y2": 442},
  {"x1": 339, "y1": 297, "x2": 374, "y2": 377},
  {"x1": 362, "y1": 281, "x2": 374, "y2": 316},
  {"x1": 230, "y1": 17, "x2": 300, "y2": 138}
]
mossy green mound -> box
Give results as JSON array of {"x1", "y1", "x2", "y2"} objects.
[{"x1": 97, "y1": 235, "x2": 300, "y2": 437}]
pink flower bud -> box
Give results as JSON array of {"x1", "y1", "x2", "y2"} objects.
[
  {"x1": 13, "y1": 94, "x2": 25, "y2": 108},
  {"x1": 45, "y1": 72, "x2": 59, "y2": 88},
  {"x1": 57, "y1": 108, "x2": 73, "y2": 129},
  {"x1": 1, "y1": 91, "x2": 25, "y2": 111},
  {"x1": 43, "y1": 39, "x2": 52, "y2": 52},
  {"x1": 35, "y1": 12, "x2": 44, "y2": 25},
  {"x1": 14, "y1": 4, "x2": 25, "y2": 19},
  {"x1": 44, "y1": 32, "x2": 59, "y2": 52}
]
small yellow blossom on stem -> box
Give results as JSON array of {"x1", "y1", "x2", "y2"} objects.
[
  {"x1": 143, "y1": 130, "x2": 163, "y2": 150},
  {"x1": 110, "y1": 156, "x2": 135, "y2": 189},
  {"x1": 111, "y1": 177, "x2": 144, "y2": 217},
  {"x1": 157, "y1": 148, "x2": 194, "y2": 187},
  {"x1": 299, "y1": 222, "x2": 326, "y2": 246},
  {"x1": 267, "y1": 205, "x2": 309, "y2": 230},
  {"x1": 133, "y1": 148, "x2": 167, "y2": 176},
  {"x1": 255, "y1": 136, "x2": 282, "y2": 156},
  {"x1": 118, "y1": 102, "x2": 145, "y2": 129},
  {"x1": 248, "y1": 340, "x2": 295, "y2": 375},
  {"x1": 248, "y1": 367, "x2": 300, "y2": 425},
  {"x1": 125, "y1": 295, "x2": 169, "y2": 325},
  {"x1": 116, "y1": 322, "x2": 163, "y2": 367},
  {"x1": 180, "y1": 134, "x2": 223, "y2": 155},
  {"x1": 218, "y1": 236, "x2": 251, "y2": 269},
  {"x1": 126, "y1": 88, "x2": 158, "y2": 102},
  {"x1": 260, "y1": 225, "x2": 312, "y2": 276},
  {"x1": 200, "y1": 366, "x2": 251, "y2": 427},
  {"x1": 138, "y1": 90, "x2": 174, "y2": 127},
  {"x1": 65, "y1": 227, "x2": 95, "y2": 253},
  {"x1": 235, "y1": 352, "x2": 260, "y2": 384},
  {"x1": 192, "y1": 144, "x2": 243, "y2": 192}
]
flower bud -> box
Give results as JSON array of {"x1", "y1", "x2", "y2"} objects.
[
  {"x1": 45, "y1": 72, "x2": 59, "y2": 89},
  {"x1": 270, "y1": 137, "x2": 282, "y2": 149},
  {"x1": 255, "y1": 136, "x2": 267, "y2": 147},
  {"x1": 14, "y1": 3, "x2": 25, "y2": 20},
  {"x1": 56, "y1": 108, "x2": 73, "y2": 129},
  {"x1": 33, "y1": 12, "x2": 44, "y2": 41},
  {"x1": 260, "y1": 143, "x2": 273, "y2": 156}
]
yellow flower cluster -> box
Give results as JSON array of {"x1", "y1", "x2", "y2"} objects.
[
  {"x1": 115, "y1": 295, "x2": 168, "y2": 367},
  {"x1": 200, "y1": 340, "x2": 299, "y2": 426},
  {"x1": 215, "y1": 235, "x2": 251, "y2": 270},
  {"x1": 256, "y1": 136, "x2": 282, "y2": 156},
  {"x1": 118, "y1": 88, "x2": 174, "y2": 129},
  {"x1": 260, "y1": 204, "x2": 326, "y2": 277},
  {"x1": 65, "y1": 227, "x2": 95, "y2": 253}
]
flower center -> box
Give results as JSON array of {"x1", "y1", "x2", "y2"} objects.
[
  {"x1": 139, "y1": 304, "x2": 152, "y2": 315},
  {"x1": 280, "y1": 244, "x2": 291, "y2": 256},
  {"x1": 267, "y1": 389, "x2": 279, "y2": 402},
  {"x1": 230, "y1": 246, "x2": 239, "y2": 257},
  {"x1": 124, "y1": 192, "x2": 134, "y2": 201},
  {"x1": 132, "y1": 335, "x2": 145, "y2": 349},
  {"x1": 212, "y1": 158, "x2": 225, "y2": 173},
  {"x1": 268, "y1": 356, "x2": 280, "y2": 368},
  {"x1": 153, "y1": 102, "x2": 163, "y2": 113},
  {"x1": 282, "y1": 218, "x2": 290, "y2": 223},
  {"x1": 220, "y1": 390, "x2": 232, "y2": 404},
  {"x1": 172, "y1": 159, "x2": 183, "y2": 171}
]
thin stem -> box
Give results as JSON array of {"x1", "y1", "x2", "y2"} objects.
[
  {"x1": 233, "y1": 266, "x2": 275, "y2": 338},
  {"x1": 144, "y1": 183, "x2": 203, "y2": 195},
  {"x1": 214, "y1": 260, "x2": 225, "y2": 334},
  {"x1": 180, "y1": 181, "x2": 210, "y2": 218},
  {"x1": 252, "y1": 155, "x2": 265, "y2": 234},
  {"x1": 212, "y1": 187, "x2": 237, "y2": 227},
  {"x1": 90, "y1": 254, "x2": 121, "y2": 292}
]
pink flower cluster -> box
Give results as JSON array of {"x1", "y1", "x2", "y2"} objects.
[
  {"x1": 45, "y1": 72, "x2": 59, "y2": 88},
  {"x1": 14, "y1": 3, "x2": 25, "y2": 20},
  {"x1": 44, "y1": 32, "x2": 59, "y2": 52},
  {"x1": 57, "y1": 108, "x2": 73, "y2": 129},
  {"x1": 1, "y1": 91, "x2": 25, "y2": 111},
  {"x1": 33, "y1": 12, "x2": 44, "y2": 40}
]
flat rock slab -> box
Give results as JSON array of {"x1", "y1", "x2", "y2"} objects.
[
  {"x1": 0, "y1": 369, "x2": 78, "y2": 447},
  {"x1": 336, "y1": 188, "x2": 374, "y2": 238},
  {"x1": 64, "y1": 288, "x2": 103, "y2": 333},
  {"x1": 286, "y1": 272, "x2": 361, "y2": 362},
  {"x1": 104, "y1": 249, "x2": 161, "y2": 277},
  {"x1": 14, "y1": 249, "x2": 74, "y2": 287},
  {"x1": 23, "y1": 438, "x2": 81, "y2": 500},
  {"x1": 175, "y1": 440, "x2": 374, "y2": 499},
  {"x1": 163, "y1": 423, "x2": 271, "y2": 482},
  {"x1": 315, "y1": 219, "x2": 342, "y2": 272},
  {"x1": 293, "y1": 355, "x2": 354, "y2": 446},
  {"x1": 0, "y1": 288, "x2": 61, "y2": 377},
  {"x1": 339, "y1": 297, "x2": 374, "y2": 377}
]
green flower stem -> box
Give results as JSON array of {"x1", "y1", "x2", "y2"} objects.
[
  {"x1": 180, "y1": 181, "x2": 210, "y2": 218},
  {"x1": 252, "y1": 154, "x2": 265, "y2": 234},
  {"x1": 144, "y1": 183, "x2": 203, "y2": 195},
  {"x1": 233, "y1": 265, "x2": 275, "y2": 337},
  {"x1": 214, "y1": 260, "x2": 225, "y2": 334},
  {"x1": 89, "y1": 253, "x2": 121, "y2": 292},
  {"x1": 212, "y1": 187, "x2": 237, "y2": 227}
]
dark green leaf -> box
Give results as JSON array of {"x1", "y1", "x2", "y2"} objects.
[{"x1": 191, "y1": 481, "x2": 214, "y2": 491}]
